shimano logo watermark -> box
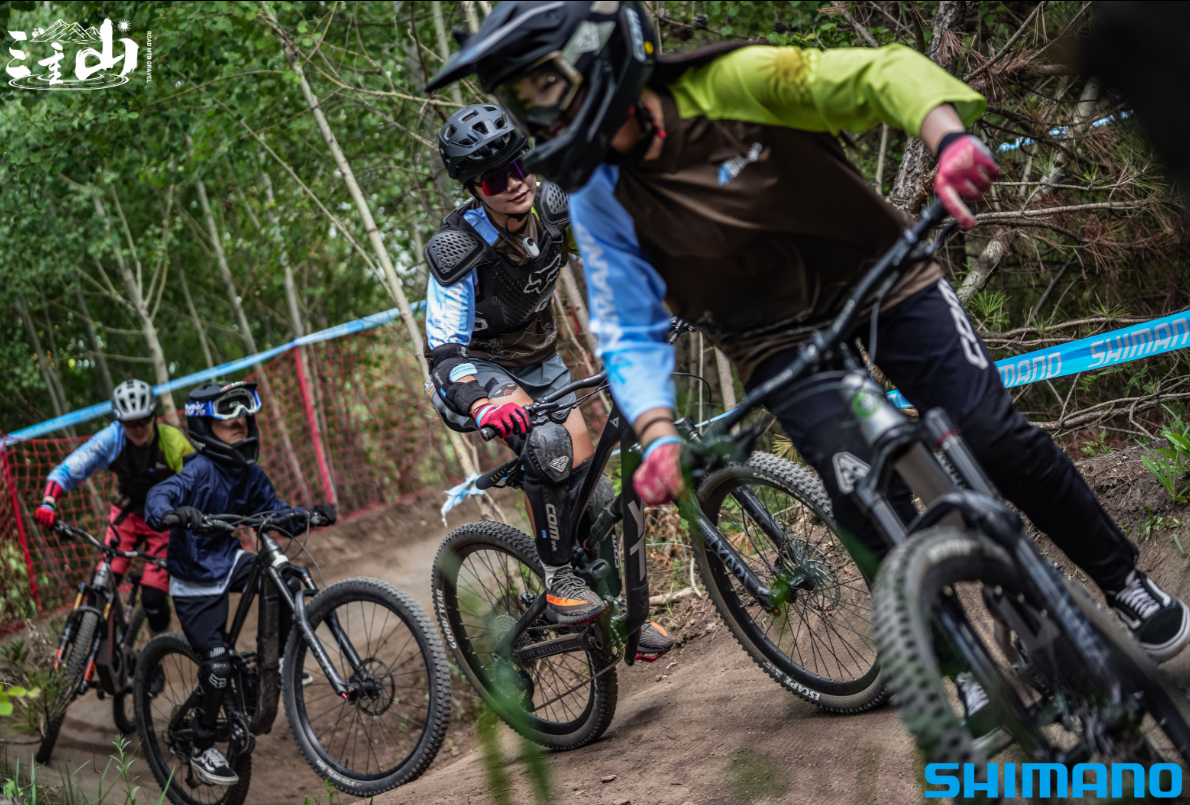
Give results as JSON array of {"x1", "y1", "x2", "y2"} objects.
[{"x1": 924, "y1": 762, "x2": 1182, "y2": 799}]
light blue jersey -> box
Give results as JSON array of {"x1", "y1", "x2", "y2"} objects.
[
  {"x1": 47, "y1": 421, "x2": 126, "y2": 494},
  {"x1": 568, "y1": 165, "x2": 676, "y2": 423}
]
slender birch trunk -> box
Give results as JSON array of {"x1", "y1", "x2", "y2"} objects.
[
  {"x1": 262, "y1": 1, "x2": 501, "y2": 521},
  {"x1": 714, "y1": 348, "x2": 737, "y2": 411},
  {"x1": 431, "y1": 2, "x2": 463, "y2": 105},
  {"x1": 175, "y1": 260, "x2": 215, "y2": 369},
  {"x1": 460, "y1": 0, "x2": 481, "y2": 33},
  {"x1": 74, "y1": 286, "x2": 114, "y2": 396},
  {"x1": 17, "y1": 295, "x2": 66, "y2": 419},
  {"x1": 261, "y1": 173, "x2": 305, "y2": 340},
  {"x1": 90, "y1": 190, "x2": 178, "y2": 420},
  {"x1": 196, "y1": 176, "x2": 313, "y2": 503}
]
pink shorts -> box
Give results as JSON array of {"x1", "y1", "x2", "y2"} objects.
[{"x1": 104, "y1": 505, "x2": 169, "y2": 592}]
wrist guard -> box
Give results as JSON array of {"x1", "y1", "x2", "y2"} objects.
[{"x1": 429, "y1": 342, "x2": 490, "y2": 416}]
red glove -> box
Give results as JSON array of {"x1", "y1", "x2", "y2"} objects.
[
  {"x1": 934, "y1": 134, "x2": 1000, "y2": 230},
  {"x1": 35, "y1": 480, "x2": 63, "y2": 528},
  {"x1": 473, "y1": 401, "x2": 531, "y2": 438},
  {"x1": 633, "y1": 437, "x2": 686, "y2": 506}
]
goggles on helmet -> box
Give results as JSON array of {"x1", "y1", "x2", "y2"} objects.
[
  {"x1": 476, "y1": 158, "x2": 530, "y2": 196},
  {"x1": 185, "y1": 388, "x2": 262, "y2": 420},
  {"x1": 491, "y1": 52, "x2": 584, "y2": 137}
]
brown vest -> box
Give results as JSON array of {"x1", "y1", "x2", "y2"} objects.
[{"x1": 613, "y1": 89, "x2": 939, "y2": 382}]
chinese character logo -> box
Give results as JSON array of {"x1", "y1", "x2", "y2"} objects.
[{"x1": 7, "y1": 18, "x2": 138, "y2": 90}]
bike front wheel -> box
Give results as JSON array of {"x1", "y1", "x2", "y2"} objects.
[
  {"x1": 283, "y1": 577, "x2": 451, "y2": 798},
  {"x1": 36, "y1": 609, "x2": 99, "y2": 764},
  {"x1": 873, "y1": 527, "x2": 1190, "y2": 769},
  {"x1": 134, "y1": 632, "x2": 252, "y2": 805},
  {"x1": 695, "y1": 453, "x2": 885, "y2": 713},
  {"x1": 432, "y1": 521, "x2": 618, "y2": 751}
]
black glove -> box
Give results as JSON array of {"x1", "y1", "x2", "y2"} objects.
[
  {"x1": 311, "y1": 503, "x2": 337, "y2": 526},
  {"x1": 165, "y1": 505, "x2": 205, "y2": 530}
]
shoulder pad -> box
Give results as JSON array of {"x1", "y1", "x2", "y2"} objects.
[
  {"x1": 425, "y1": 226, "x2": 487, "y2": 286},
  {"x1": 535, "y1": 181, "x2": 570, "y2": 231}
]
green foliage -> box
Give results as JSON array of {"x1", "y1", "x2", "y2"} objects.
[
  {"x1": 2, "y1": 734, "x2": 174, "y2": 805},
  {"x1": 1080, "y1": 429, "x2": 1114, "y2": 457},
  {"x1": 1141, "y1": 406, "x2": 1190, "y2": 503}
]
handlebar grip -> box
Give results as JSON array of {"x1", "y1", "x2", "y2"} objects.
[
  {"x1": 161, "y1": 513, "x2": 180, "y2": 528},
  {"x1": 479, "y1": 425, "x2": 499, "y2": 442}
]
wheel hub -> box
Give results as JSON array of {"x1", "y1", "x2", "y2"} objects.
[
  {"x1": 347, "y1": 658, "x2": 396, "y2": 715},
  {"x1": 777, "y1": 540, "x2": 841, "y2": 611}
]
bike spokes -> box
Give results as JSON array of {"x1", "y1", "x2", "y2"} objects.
[{"x1": 717, "y1": 480, "x2": 876, "y2": 686}]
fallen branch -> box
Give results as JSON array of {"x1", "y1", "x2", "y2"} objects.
[
  {"x1": 649, "y1": 586, "x2": 703, "y2": 607},
  {"x1": 964, "y1": 2, "x2": 1045, "y2": 81}
]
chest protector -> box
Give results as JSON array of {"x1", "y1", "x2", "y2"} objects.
[
  {"x1": 108, "y1": 429, "x2": 175, "y2": 508},
  {"x1": 425, "y1": 181, "x2": 570, "y2": 337}
]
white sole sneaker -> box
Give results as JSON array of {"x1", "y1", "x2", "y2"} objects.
[
  {"x1": 192, "y1": 765, "x2": 239, "y2": 787},
  {"x1": 1141, "y1": 603, "x2": 1190, "y2": 664}
]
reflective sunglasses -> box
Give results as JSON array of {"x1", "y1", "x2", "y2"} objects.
[
  {"x1": 185, "y1": 388, "x2": 262, "y2": 420},
  {"x1": 477, "y1": 159, "x2": 530, "y2": 197},
  {"x1": 492, "y1": 52, "x2": 584, "y2": 137}
]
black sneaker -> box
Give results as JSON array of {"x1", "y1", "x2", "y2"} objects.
[
  {"x1": 634, "y1": 621, "x2": 675, "y2": 663},
  {"x1": 1106, "y1": 569, "x2": 1190, "y2": 663},
  {"x1": 191, "y1": 746, "x2": 239, "y2": 786},
  {"x1": 544, "y1": 568, "x2": 607, "y2": 625}
]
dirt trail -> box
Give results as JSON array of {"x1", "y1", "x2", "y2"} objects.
[{"x1": 11, "y1": 446, "x2": 1190, "y2": 805}]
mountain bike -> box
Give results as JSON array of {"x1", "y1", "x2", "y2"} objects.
[
  {"x1": 133, "y1": 509, "x2": 451, "y2": 805},
  {"x1": 689, "y1": 199, "x2": 1190, "y2": 773},
  {"x1": 432, "y1": 325, "x2": 882, "y2": 751},
  {"x1": 34, "y1": 519, "x2": 163, "y2": 763}
]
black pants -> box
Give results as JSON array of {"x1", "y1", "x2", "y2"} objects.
[{"x1": 747, "y1": 279, "x2": 1137, "y2": 591}]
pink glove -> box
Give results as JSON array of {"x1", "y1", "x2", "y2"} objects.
[
  {"x1": 35, "y1": 480, "x2": 63, "y2": 527},
  {"x1": 934, "y1": 134, "x2": 1000, "y2": 230},
  {"x1": 474, "y1": 401, "x2": 530, "y2": 438},
  {"x1": 633, "y1": 437, "x2": 686, "y2": 506}
]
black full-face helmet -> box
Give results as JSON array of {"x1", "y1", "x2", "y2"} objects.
[
  {"x1": 440, "y1": 104, "x2": 529, "y2": 185},
  {"x1": 426, "y1": 1, "x2": 657, "y2": 191},
  {"x1": 184, "y1": 381, "x2": 262, "y2": 468}
]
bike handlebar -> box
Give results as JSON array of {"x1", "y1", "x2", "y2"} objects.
[
  {"x1": 53, "y1": 520, "x2": 168, "y2": 569},
  {"x1": 159, "y1": 507, "x2": 332, "y2": 532}
]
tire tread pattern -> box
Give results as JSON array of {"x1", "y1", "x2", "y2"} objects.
[{"x1": 36, "y1": 610, "x2": 99, "y2": 764}]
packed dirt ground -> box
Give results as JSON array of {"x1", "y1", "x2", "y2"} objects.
[{"x1": 8, "y1": 445, "x2": 1190, "y2": 804}]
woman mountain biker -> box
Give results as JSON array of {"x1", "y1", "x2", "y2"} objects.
[
  {"x1": 145, "y1": 381, "x2": 336, "y2": 787},
  {"x1": 425, "y1": 103, "x2": 673, "y2": 661},
  {"x1": 427, "y1": 0, "x2": 1190, "y2": 729},
  {"x1": 36, "y1": 379, "x2": 192, "y2": 636}
]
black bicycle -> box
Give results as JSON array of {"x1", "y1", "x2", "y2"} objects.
[
  {"x1": 691, "y1": 199, "x2": 1190, "y2": 773},
  {"x1": 34, "y1": 519, "x2": 162, "y2": 763},
  {"x1": 432, "y1": 325, "x2": 882, "y2": 751},
  {"x1": 133, "y1": 509, "x2": 450, "y2": 805}
]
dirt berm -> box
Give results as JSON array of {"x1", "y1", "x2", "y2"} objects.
[{"x1": 12, "y1": 447, "x2": 1190, "y2": 804}]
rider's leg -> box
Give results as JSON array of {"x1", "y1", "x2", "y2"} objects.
[
  {"x1": 137, "y1": 515, "x2": 172, "y2": 634},
  {"x1": 105, "y1": 504, "x2": 136, "y2": 582},
  {"x1": 871, "y1": 279, "x2": 1188, "y2": 659}
]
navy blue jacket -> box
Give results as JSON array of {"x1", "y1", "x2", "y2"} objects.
[{"x1": 145, "y1": 453, "x2": 301, "y2": 585}]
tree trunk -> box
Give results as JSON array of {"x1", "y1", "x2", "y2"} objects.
[
  {"x1": 431, "y1": 1, "x2": 463, "y2": 105},
  {"x1": 262, "y1": 1, "x2": 501, "y2": 522},
  {"x1": 460, "y1": 0, "x2": 480, "y2": 33},
  {"x1": 196, "y1": 176, "x2": 313, "y2": 504},
  {"x1": 261, "y1": 174, "x2": 305, "y2": 340},
  {"x1": 175, "y1": 259, "x2": 215, "y2": 369},
  {"x1": 17, "y1": 294, "x2": 66, "y2": 420},
  {"x1": 560, "y1": 263, "x2": 597, "y2": 353},
  {"x1": 90, "y1": 190, "x2": 178, "y2": 420},
  {"x1": 888, "y1": 1, "x2": 966, "y2": 212},
  {"x1": 74, "y1": 286, "x2": 114, "y2": 396},
  {"x1": 714, "y1": 348, "x2": 737, "y2": 411}
]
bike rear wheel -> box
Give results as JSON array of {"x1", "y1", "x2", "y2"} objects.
[
  {"x1": 113, "y1": 605, "x2": 148, "y2": 735},
  {"x1": 432, "y1": 521, "x2": 618, "y2": 750},
  {"x1": 134, "y1": 633, "x2": 251, "y2": 805},
  {"x1": 873, "y1": 527, "x2": 1190, "y2": 771},
  {"x1": 283, "y1": 577, "x2": 451, "y2": 797},
  {"x1": 695, "y1": 453, "x2": 885, "y2": 712},
  {"x1": 36, "y1": 610, "x2": 98, "y2": 764}
]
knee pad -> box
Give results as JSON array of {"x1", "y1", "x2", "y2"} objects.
[
  {"x1": 523, "y1": 471, "x2": 574, "y2": 568},
  {"x1": 199, "y1": 646, "x2": 233, "y2": 694},
  {"x1": 525, "y1": 421, "x2": 573, "y2": 484},
  {"x1": 141, "y1": 587, "x2": 171, "y2": 632}
]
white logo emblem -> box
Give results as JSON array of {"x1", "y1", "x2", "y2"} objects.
[
  {"x1": 549, "y1": 456, "x2": 569, "y2": 473},
  {"x1": 937, "y1": 280, "x2": 989, "y2": 369},
  {"x1": 7, "y1": 19, "x2": 144, "y2": 91},
  {"x1": 833, "y1": 452, "x2": 870, "y2": 494},
  {"x1": 569, "y1": 21, "x2": 601, "y2": 55},
  {"x1": 718, "y1": 143, "x2": 764, "y2": 185}
]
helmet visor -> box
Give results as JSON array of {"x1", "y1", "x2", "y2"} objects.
[
  {"x1": 187, "y1": 388, "x2": 262, "y2": 420},
  {"x1": 492, "y1": 53, "x2": 583, "y2": 136}
]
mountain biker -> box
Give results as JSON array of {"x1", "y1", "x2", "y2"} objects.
[
  {"x1": 427, "y1": 0, "x2": 1190, "y2": 730},
  {"x1": 145, "y1": 381, "x2": 336, "y2": 787},
  {"x1": 424, "y1": 103, "x2": 673, "y2": 661},
  {"x1": 36, "y1": 379, "x2": 192, "y2": 636}
]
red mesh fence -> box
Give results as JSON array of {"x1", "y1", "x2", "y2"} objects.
[{"x1": 0, "y1": 303, "x2": 603, "y2": 634}]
